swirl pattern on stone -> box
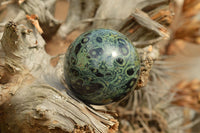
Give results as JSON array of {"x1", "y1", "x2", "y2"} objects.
[{"x1": 64, "y1": 29, "x2": 141, "y2": 105}]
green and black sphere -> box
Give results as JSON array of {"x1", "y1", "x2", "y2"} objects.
[{"x1": 64, "y1": 29, "x2": 140, "y2": 105}]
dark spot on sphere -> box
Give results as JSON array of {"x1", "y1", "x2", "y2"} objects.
[
  {"x1": 71, "y1": 79, "x2": 83, "y2": 94},
  {"x1": 96, "y1": 37, "x2": 102, "y2": 43},
  {"x1": 75, "y1": 43, "x2": 82, "y2": 55},
  {"x1": 73, "y1": 82, "x2": 104, "y2": 94},
  {"x1": 118, "y1": 38, "x2": 126, "y2": 45},
  {"x1": 127, "y1": 68, "x2": 134, "y2": 76},
  {"x1": 89, "y1": 48, "x2": 103, "y2": 58},
  {"x1": 70, "y1": 68, "x2": 79, "y2": 77},
  {"x1": 116, "y1": 57, "x2": 124, "y2": 65},
  {"x1": 85, "y1": 83, "x2": 104, "y2": 93},
  {"x1": 71, "y1": 57, "x2": 77, "y2": 65},
  {"x1": 81, "y1": 37, "x2": 89, "y2": 43},
  {"x1": 75, "y1": 79, "x2": 83, "y2": 86},
  {"x1": 125, "y1": 78, "x2": 137, "y2": 89},
  {"x1": 86, "y1": 55, "x2": 91, "y2": 59},
  {"x1": 85, "y1": 63, "x2": 89, "y2": 68},
  {"x1": 89, "y1": 67, "x2": 104, "y2": 77},
  {"x1": 89, "y1": 67, "x2": 96, "y2": 72},
  {"x1": 95, "y1": 72, "x2": 104, "y2": 77},
  {"x1": 105, "y1": 73, "x2": 112, "y2": 76}
]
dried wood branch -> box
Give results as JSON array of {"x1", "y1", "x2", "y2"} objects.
[
  {"x1": 0, "y1": 21, "x2": 118, "y2": 133},
  {"x1": 18, "y1": 0, "x2": 61, "y2": 40},
  {"x1": 0, "y1": 0, "x2": 61, "y2": 40}
]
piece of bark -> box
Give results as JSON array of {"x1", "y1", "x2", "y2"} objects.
[
  {"x1": 19, "y1": 0, "x2": 61, "y2": 41},
  {"x1": 0, "y1": 0, "x2": 61, "y2": 41},
  {"x1": 92, "y1": 0, "x2": 169, "y2": 29},
  {"x1": 0, "y1": 21, "x2": 118, "y2": 133},
  {"x1": 58, "y1": 0, "x2": 171, "y2": 46},
  {"x1": 118, "y1": 1, "x2": 171, "y2": 47}
]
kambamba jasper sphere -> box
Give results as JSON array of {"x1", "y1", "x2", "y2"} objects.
[{"x1": 64, "y1": 29, "x2": 140, "y2": 105}]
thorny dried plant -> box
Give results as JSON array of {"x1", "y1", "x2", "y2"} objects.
[{"x1": 167, "y1": 0, "x2": 200, "y2": 55}]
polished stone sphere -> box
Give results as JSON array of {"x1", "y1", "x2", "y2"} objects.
[{"x1": 64, "y1": 29, "x2": 140, "y2": 105}]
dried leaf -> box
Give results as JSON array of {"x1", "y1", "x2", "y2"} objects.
[{"x1": 26, "y1": 14, "x2": 43, "y2": 34}]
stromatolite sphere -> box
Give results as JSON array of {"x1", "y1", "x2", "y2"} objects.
[{"x1": 64, "y1": 29, "x2": 140, "y2": 105}]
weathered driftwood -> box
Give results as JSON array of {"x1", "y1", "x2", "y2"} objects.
[
  {"x1": 58, "y1": 0, "x2": 170, "y2": 38},
  {"x1": 0, "y1": 0, "x2": 59, "y2": 41},
  {"x1": 0, "y1": 21, "x2": 118, "y2": 133},
  {"x1": 0, "y1": 0, "x2": 192, "y2": 132},
  {"x1": 19, "y1": 0, "x2": 61, "y2": 40},
  {"x1": 0, "y1": 0, "x2": 61, "y2": 41}
]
